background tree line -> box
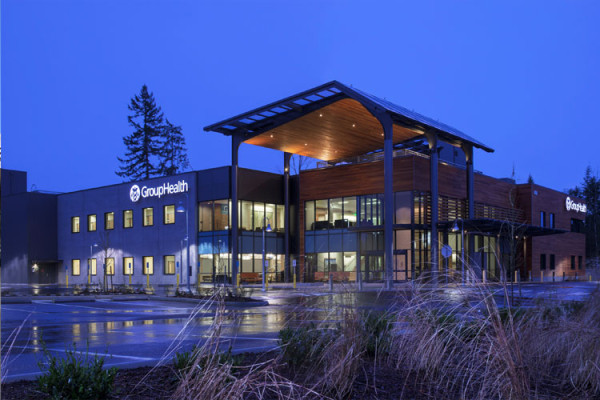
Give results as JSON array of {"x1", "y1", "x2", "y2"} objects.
[{"x1": 569, "y1": 166, "x2": 600, "y2": 264}]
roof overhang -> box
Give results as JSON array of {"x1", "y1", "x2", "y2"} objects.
[
  {"x1": 204, "y1": 81, "x2": 493, "y2": 161},
  {"x1": 441, "y1": 219, "x2": 567, "y2": 237}
]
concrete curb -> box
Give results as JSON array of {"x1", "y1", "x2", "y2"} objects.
[
  {"x1": 1, "y1": 294, "x2": 268, "y2": 307},
  {"x1": 153, "y1": 295, "x2": 269, "y2": 307}
]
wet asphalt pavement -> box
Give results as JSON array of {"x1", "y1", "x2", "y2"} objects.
[{"x1": 2, "y1": 282, "x2": 598, "y2": 383}]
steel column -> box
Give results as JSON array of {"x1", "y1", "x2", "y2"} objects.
[
  {"x1": 465, "y1": 144, "x2": 476, "y2": 277},
  {"x1": 231, "y1": 134, "x2": 242, "y2": 288},
  {"x1": 427, "y1": 132, "x2": 439, "y2": 283},
  {"x1": 284, "y1": 152, "x2": 291, "y2": 283},
  {"x1": 382, "y1": 114, "x2": 394, "y2": 290}
]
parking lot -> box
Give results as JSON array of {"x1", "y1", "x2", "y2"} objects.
[{"x1": 2, "y1": 282, "x2": 598, "y2": 383}]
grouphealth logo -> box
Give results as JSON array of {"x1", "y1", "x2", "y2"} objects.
[
  {"x1": 130, "y1": 185, "x2": 141, "y2": 202},
  {"x1": 129, "y1": 180, "x2": 188, "y2": 202}
]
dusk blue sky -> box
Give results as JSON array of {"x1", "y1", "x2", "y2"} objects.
[{"x1": 3, "y1": 1, "x2": 600, "y2": 194}]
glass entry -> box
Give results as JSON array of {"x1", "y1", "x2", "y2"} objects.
[
  {"x1": 362, "y1": 252, "x2": 384, "y2": 281},
  {"x1": 394, "y1": 250, "x2": 409, "y2": 281}
]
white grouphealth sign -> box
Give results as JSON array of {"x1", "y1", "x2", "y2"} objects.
[
  {"x1": 565, "y1": 196, "x2": 587, "y2": 213},
  {"x1": 130, "y1": 180, "x2": 189, "y2": 202}
]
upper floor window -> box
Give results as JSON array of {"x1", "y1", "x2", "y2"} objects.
[
  {"x1": 549, "y1": 213, "x2": 555, "y2": 229},
  {"x1": 105, "y1": 212, "x2": 114, "y2": 230},
  {"x1": 123, "y1": 210, "x2": 133, "y2": 228},
  {"x1": 540, "y1": 211, "x2": 546, "y2": 228},
  {"x1": 571, "y1": 218, "x2": 584, "y2": 233},
  {"x1": 71, "y1": 216, "x2": 80, "y2": 233},
  {"x1": 164, "y1": 205, "x2": 175, "y2": 224},
  {"x1": 88, "y1": 214, "x2": 97, "y2": 231},
  {"x1": 143, "y1": 208, "x2": 154, "y2": 226}
]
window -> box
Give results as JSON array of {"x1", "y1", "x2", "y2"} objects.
[
  {"x1": 214, "y1": 200, "x2": 230, "y2": 230},
  {"x1": 105, "y1": 258, "x2": 115, "y2": 275},
  {"x1": 123, "y1": 210, "x2": 133, "y2": 228},
  {"x1": 571, "y1": 218, "x2": 584, "y2": 233},
  {"x1": 88, "y1": 214, "x2": 97, "y2": 231},
  {"x1": 253, "y1": 202, "x2": 265, "y2": 231},
  {"x1": 105, "y1": 212, "x2": 114, "y2": 230},
  {"x1": 305, "y1": 201, "x2": 315, "y2": 230},
  {"x1": 143, "y1": 256, "x2": 154, "y2": 275},
  {"x1": 549, "y1": 254, "x2": 556, "y2": 270},
  {"x1": 276, "y1": 204, "x2": 285, "y2": 232},
  {"x1": 164, "y1": 205, "x2": 175, "y2": 224},
  {"x1": 199, "y1": 201, "x2": 213, "y2": 232},
  {"x1": 123, "y1": 257, "x2": 133, "y2": 275},
  {"x1": 329, "y1": 198, "x2": 343, "y2": 227},
  {"x1": 72, "y1": 259, "x2": 81, "y2": 276},
  {"x1": 241, "y1": 200, "x2": 253, "y2": 231},
  {"x1": 540, "y1": 254, "x2": 546, "y2": 270},
  {"x1": 164, "y1": 255, "x2": 175, "y2": 275},
  {"x1": 540, "y1": 211, "x2": 546, "y2": 228},
  {"x1": 88, "y1": 258, "x2": 97, "y2": 275},
  {"x1": 579, "y1": 256, "x2": 583, "y2": 270},
  {"x1": 549, "y1": 213, "x2": 555, "y2": 229},
  {"x1": 143, "y1": 208, "x2": 154, "y2": 226},
  {"x1": 71, "y1": 216, "x2": 80, "y2": 233},
  {"x1": 571, "y1": 255, "x2": 576, "y2": 270}
]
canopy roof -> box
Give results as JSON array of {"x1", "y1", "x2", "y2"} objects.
[{"x1": 204, "y1": 81, "x2": 493, "y2": 161}]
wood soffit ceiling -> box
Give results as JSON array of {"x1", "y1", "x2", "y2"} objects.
[{"x1": 244, "y1": 98, "x2": 422, "y2": 161}]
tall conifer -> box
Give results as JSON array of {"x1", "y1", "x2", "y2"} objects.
[
  {"x1": 158, "y1": 119, "x2": 191, "y2": 176},
  {"x1": 116, "y1": 85, "x2": 164, "y2": 181}
]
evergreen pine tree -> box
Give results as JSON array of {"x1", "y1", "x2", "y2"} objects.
[
  {"x1": 158, "y1": 119, "x2": 191, "y2": 176},
  {"x1": 116, "y1": 85, "x2": 164, "y2": 181}
]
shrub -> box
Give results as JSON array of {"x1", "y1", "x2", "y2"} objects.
[
  {"x1": 278, "y1": 324, "x2": 332, "y2": 370},
  {"x1": 37, "y1": 342, "x2": 117, "y2": 400},
  {"x1": 360, "y1": 310, "x2": 393, "y2": 357}
]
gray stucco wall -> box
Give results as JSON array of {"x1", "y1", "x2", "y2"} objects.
[{"x1": 57, "y1": 172, "x2": 198, "y2": 287}]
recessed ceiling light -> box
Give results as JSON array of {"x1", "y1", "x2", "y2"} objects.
[
  {"x1": 304, "y1": 143, "x2": 308, "y2": 146},
  {"x1": 319, "y1": 113, "x2": 323, "y2": 117},
  {"x1": 352, "y1": 123, "x2": 356, "y2": 128},
  {"x1": 270, "y1": 134, "x2": 273, "y2": 138}
]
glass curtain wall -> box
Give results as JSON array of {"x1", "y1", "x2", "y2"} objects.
[{"x1": 198, "y1": 199, "x2": 285, "y2": 283}]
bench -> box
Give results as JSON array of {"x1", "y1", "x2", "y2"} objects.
[{"x1": 240, "y1": 272, "x2": 261, "y2": 283}]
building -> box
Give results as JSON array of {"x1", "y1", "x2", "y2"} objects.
[{"x1": 1, "y1": 81, "x2": 587, "y2": 287}]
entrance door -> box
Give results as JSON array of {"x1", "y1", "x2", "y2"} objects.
[
  {"x1": 364, "y1": 252, "x2": 384, "y2": 281},
  {"x1": 393, "y1": 250, "x2": 409, "y2": 281}
]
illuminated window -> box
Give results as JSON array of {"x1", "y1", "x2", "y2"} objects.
[
  {"x1": 123, "y1": 210, "x2": 133, "y2": 228},
  {"x1": 199, "y1": 201, "x2": 213, "y2": 232},
  {"x1": 88, "y1": 258, "x2": 97, "y2": 275},
  {"x1": 105, "y1": 258, "x2": 115, "y2": 275},
  {"x1": 143, "y1": 256, "x2": 154, "y2": 275},
  {"x1": 164, "y1": 205, "x2": 175, "y2": 224},
  {"x1": 164, "y1": 255, "x2": 175, "y2": 275},
  {"x1": 143, "y1": 208, "x2": 154, "y2": 226},
  {"x1": 88, "y1": 214, "x2": 97, "y2": 231},
  {"x1": 123, "y1": 257, "x2": 133, "y2": 275},
  {"x1": 72, "y1": 216, "x2": 80, "y2": 233},
  {"x1": 105, "y1": 212, "x2": 114, "y2": 230},
  {"x1": 72, "y1": 259, "x2": 81, "y2": 276},
  {"x1": 214, "y1": 200, "x2": 230, "y2": 230}
]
